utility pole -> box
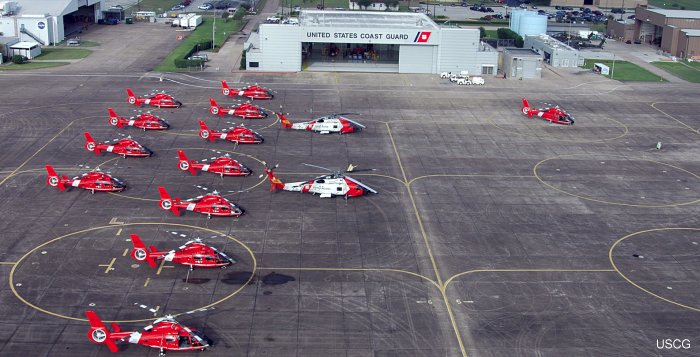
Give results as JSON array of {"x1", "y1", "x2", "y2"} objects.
[
  {"x1": 212, "y1": 9, "x2": 216, "y2": 50},
  {"x1": 611, "y1": 53, "x2": 615, "y2": 79}
]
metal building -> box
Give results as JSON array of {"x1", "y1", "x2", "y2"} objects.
[
  {"x1": 245, "y1": 10, "x2": 499, "y2": 75},
  {"x1": 524, "y1": 34, "x2": 583, "y2": 68},
  {"x1": 0, "y1": 0, "x2": 105, "y2": 45},
  {"x1": 509, "y1": 10, "x2": 547, "y2": 37},
  {"x1": 502, "y1": 48, "x2": 542, "y2": 80},
  {"x1": 634, "y1": 8, "x2": 700, "y2": 59}
]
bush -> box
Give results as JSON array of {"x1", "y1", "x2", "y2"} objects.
[
  {"x1": 234, "y1": 6, "x2": 247, "y2": 19},
  {"x1": 11, "y1": 54, "x2": 26, "y2": 64},
  {"x1": 497, "y1": 28, "x2": 524, "y2": 48},
  {"x1": 479, "y1": 26, "x2": 486, "y2": 39},
  {"x1": 174, "y1": 58, "x2": 205, "y2": 68}
]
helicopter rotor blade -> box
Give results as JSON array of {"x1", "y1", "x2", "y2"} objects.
[
  {"x1": 302, "y1": 163, "x2": 335, "y2": 172},
  {"x1": 344, "y1": 175, "x2": 378, "y2": 194}
]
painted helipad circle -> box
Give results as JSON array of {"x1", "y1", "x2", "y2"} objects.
[
  {"x1": 533, "y1": 154, "x2": 700, "y2": 207},
  {"x1": 488, "y1": 111, "x2": 628, "y2": 143},
  {"x1": 9, "y1": 223, "x2": 256, "y2": 323},
  {"x1": 609, "y1": 228, "x2": 700, "y2": 312}
]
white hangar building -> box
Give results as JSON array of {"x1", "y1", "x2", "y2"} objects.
[
  {"x1": 0, "y1": 0, "x2": 104, "y2": 46},
  {"x1": 245, "y1": 10, "x2": 498, "y2": 75}
]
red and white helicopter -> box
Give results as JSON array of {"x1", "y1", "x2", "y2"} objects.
[
  {"x1": 45, "y1": 165, "x2": 125, "y2": 193},
  {"x1": 126, "y1": 88, "x2": 182, "y2": 108},
  {"x1": 221, "y1": 80, "x2": 273, "y2": 100},
  {"x1": 278, "y1": 112, "x2": 365, "y2": 134},
  {"x1": 177, "y1": 150, "x2": 252, "y2": 177},
  {"x1": 84, "y1": 132, "x2": 153, "y2": 158},
  {"x1": 130, "y1": 233, "x2": 235, "y2": 269},
  {"x1": 108, "y1": 108, "x2": 170, "y2": 130},
  {"x1": 208, "y1": 98, "x2": 267, "y2": 119},
  {"x1": 158, "y1": 186, "x2": 244, "y2": 218},
  {"x1": 264, "y1": 163, "x2": 378, "y2": 198},
  {"x1": 521, "y1": 98, "x2": 575, "y2": 125},
  {"x1": 86, "y1": 307, "x2": 211, "y2": 355},
  {"x1": 198, "y1": 120, "x2": 264, "y2": 144}
]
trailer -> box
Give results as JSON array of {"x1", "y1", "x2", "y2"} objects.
[{"x1": 188, "y1": 15, "x2": 202, "y2": 28}]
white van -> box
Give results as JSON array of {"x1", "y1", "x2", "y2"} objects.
[{"x1": 227, "y1": 8, "x2": 237, "y2": 14}]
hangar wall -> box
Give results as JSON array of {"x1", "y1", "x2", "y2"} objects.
[
  {"x1": 259, "y1": 25, "x2": 302, "y2": 72},
  {"x1": 398, "y1": 45, "x2": 437, "y2": 73}
]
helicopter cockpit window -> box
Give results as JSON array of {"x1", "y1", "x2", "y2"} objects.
[
  {"x1": 317, "y1": 119, "x2": 324, "y2": 123},
  {"x1": 179, "y1": 336, "x2": 191, "y2": 347},
  {"x1": 316, "y1": 179, "x2": 325, "y2": 184},
  {"x1": 337, "y1": 187, "x2": 342, "y2": 191}
]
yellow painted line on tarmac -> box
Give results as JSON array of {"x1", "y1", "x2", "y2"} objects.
[
  {"x1": 409, "y1": 173, "x2": 534, "y2": 185},
  {"x1": 143, "y1": 278, "x2": 151, "y2": 288},
  {"x1": 10, "y1": 223, "x2": 257, "y2": 323},
  {"x1": 650, "y1": 102, "x2": 699, "y2": 134},
  {"x1": 384, "y1": 122, "x2": 468, "y2": 357},
  {"x1": 156, "y1": 259, "x2": 174, "y2": 275},
  {"x1": 98, "y1": 257, "x2": 116, "y2": 274},
  {"x1": 609, "y1": 227, "x2": 700, "y2": 312},
  {"x1": 122, "y1": 248, "x2": 129, "y2": 257},
  {"x1": 258, "y1": 267, "x2": 439, "y2": 290},
  {"x1": 443, "y1": 268, "x2": 616, "y2": 289},
  {"x1": 532, "y1": 153, "x2": 700, "y2": 208},
  {"x1": 0, "y1": 121, "x2": 74, "y2": 188},
  {"x1": 109, "y1": 217, "x2": 125, "y2": 225},
  {"x1": 116, "y1": 228, "x2": 123, "y2": 236},
  {"x1": 0, "y1": 262, "x2": 16, "y2": 265}
]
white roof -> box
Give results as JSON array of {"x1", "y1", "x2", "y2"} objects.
[
  {"x1": 10, "y1": 41, "x2": 40, "y2": 48},
  {"x1": 647, "y1": 9, "x2": 700, "y2": 20},
  {"x1": 16, "y1": 0, "x2": 77, "y2": 16},
  {"x1": 683, "y1": 29, "x2": 700, "y2": 37},
  {"x1": 299, "y1": 10, "x2": 438, "y2": 29}
]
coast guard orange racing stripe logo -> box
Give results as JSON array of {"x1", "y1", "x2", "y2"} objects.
[{"x1": 414, "y1": 31, "x2": 431, "y2": 43}]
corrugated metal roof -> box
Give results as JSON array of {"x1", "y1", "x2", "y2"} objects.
[
  {"x1": 648, "y1": 9, "x2": 700, "y2": 20},
  {"x1": 299, "y1": 10, "x2": 438, "y2": 29},
  {"x1": 683, "y1": 29, "x2": 700, "y2": 36},
  {"x1": 15, "y1": 0, "x2": 76, "y2": 16}
]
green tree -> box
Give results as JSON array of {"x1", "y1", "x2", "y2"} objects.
[
  {"x1": 383, "y1": 0, "x2": 399, "y2": 8},
  {"x1": 357, "y1": 0, "x2": 373, "y2": 8},
  {"x1": 479, "y1": 26, "x2": 486, "y2": 39},
  {"x1": 11, "y1": 54, "x2": 26, "y2": 64}
]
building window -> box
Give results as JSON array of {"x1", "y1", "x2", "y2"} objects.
[
  {"x1": 562, "y1": 59, "x2": 569, "y2": 67},
  {"x1": 482, "y1": 65, "x2": 494, "y2": 75},
  {"x1": 249, "y1": 62, "x2": 259, "y2": 68}
]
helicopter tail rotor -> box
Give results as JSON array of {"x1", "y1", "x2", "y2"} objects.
[
  {"x1": 45, "y1": 165, "x2": 67, "y2": 191},
  {"x1": 130, "y1": 234, "x2": 158, "y2": 268},
  {"x1": 85, "y1": 311, "x2": 120, "y2": 352},
  {"x1": 263, "y1": 164, "x2": 284, "y2": 191}
]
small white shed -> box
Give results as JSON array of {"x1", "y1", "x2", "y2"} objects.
[
  {"x1": 10, "y1": 41, "x2": 41, "y2": 59},
  {"x1": 593, "y1": 63, "x2": 610, "y2": 75}
]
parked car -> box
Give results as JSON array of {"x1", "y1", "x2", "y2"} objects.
[
  {"x1": 293, "y1": 5, "x2": 301, "y2": 11},
  {"x1": 188, "y1": 54, "x2": 209, "y2": 61},
  {"x1": 266, "y1": 15, "x2": 281, "y2": 23},
  {"x1": 171, "y1": 4, "x2": 185, "y2": 10},
  {"x1": 198, "y1": 3, "x2": 213, "y2": 10},
  {"x1": 611, "y1": 8, "x2": 625, "y2": 14}
]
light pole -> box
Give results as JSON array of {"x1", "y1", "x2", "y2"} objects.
[
  {"x1": 212, "y1": 9, "x2": 216, "y2": 50},
  {"x1": 611, "y1": 53, "x2": 615, "y2": 79}
]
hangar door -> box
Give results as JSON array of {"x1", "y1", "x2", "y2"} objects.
[
  {"x1": 522, "y1": 59, "x2": 538, "y2": 79},
  {"x1": 399, "y1": 45, "x2": 437, "y2": 74}
]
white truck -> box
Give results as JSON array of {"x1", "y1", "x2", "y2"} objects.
[{"x1": 456, "y1": 76, "x2": 485, "y2": 85}]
